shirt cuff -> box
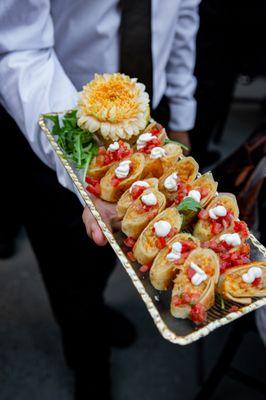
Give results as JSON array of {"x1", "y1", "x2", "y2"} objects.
[{"x1": 168, "y1": 99, "x2": 196, "y2": 132}]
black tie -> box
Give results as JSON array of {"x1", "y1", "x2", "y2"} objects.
[{"x1": 120, "y1": 0, "x2": 153, "y2": 104}]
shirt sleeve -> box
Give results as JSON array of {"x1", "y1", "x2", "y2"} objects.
[
  {"x1": 165, "y1": 0, "x2": 200, "y2": 132},
  {"x1": 0, "y1": 0, "x2": 80, "y2": 194}
]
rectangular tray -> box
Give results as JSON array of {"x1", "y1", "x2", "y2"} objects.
[{"x1": 39, "y1": 113, "x2": 266, "y2": 345}]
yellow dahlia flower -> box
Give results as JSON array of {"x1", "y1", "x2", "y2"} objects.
[{"x1": 77, "y1": 73, "x2": 150, "y2": 141}]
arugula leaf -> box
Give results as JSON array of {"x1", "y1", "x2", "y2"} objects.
[
  {"x1": 177, "y1": 197, "x2": 201, "y2": 212},
  {"x1": 217, "y1": 294, "x2": 225, "y2": 310},
  {"x1": 164, "y1": 138, "x2": 190, "y2": 152},
  {"x1": 44, "y1": 114, "x2": 61, "y2": 135},
  {"x1": 44, "y1": 111, "x2": 98, "y2": 170}
]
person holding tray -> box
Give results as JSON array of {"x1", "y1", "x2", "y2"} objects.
[{"x1": 0, "y1": 1, "x2": 200, "y2": 398}]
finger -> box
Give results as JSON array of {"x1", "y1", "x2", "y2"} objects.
[
  {"x1": 82, "y1": 207, "x2": 108, "y2": 246},
  {"x1": 91, "y1": 220, "x2": 108, "y2": 246}
]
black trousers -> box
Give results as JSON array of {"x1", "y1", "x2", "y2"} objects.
[{"x1": 0, "y1": 107, "x2": 117, "y2": 394}]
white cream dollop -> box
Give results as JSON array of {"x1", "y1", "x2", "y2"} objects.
[
  {"x1": 164, "y1": 173, "x2": 178, "y2": 192},
  {"x1": 242, "y1": 267, "x2": 262, "y2": 284},
  {"x1": 150, "y1": 147, "x2": 166, "y2": 159},
  {"x1": 115, "y1": 160, "x2": 131, "y2": 179},
  {"x1": 166, "y1": 241, "x2": 182, "y2": 262},
  {"x1": 141, "y1": 192, "x2": 158, "y2": 206},
  {"x1": 129, "y1": 180, "x2": 150, "y2": 193},
  {"x1": 208, "y1": 205, "x2": 227, "y2": 220},
  {"x1": 107, "y1": 141, "x2": 119, "y2": 152},
  {"x1": 153, "y1": 220, "x2": 171, "y2": 237},
  {"x1": 187, "y1": 190, "x2": 201, "y2": 203},
  {"x1": 136, "y1": 133, "x2": 156, "y2": 150},
  {"x1": 220, "y1": 233, "x2": 241, "y2": 247},
  {"x1": 190, "y1": 261, "x2": 208, "y2": 286}
]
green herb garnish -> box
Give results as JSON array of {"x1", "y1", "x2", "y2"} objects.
[
  {"x1": 164, "y1": 138, "x2": 190, "y2": 152},
  {"x1": 217, "y1": 294, "x2": 225, "y2": 310},
  {"x1": 44, "y1": 110, "x2": 98, "y2": 170},
  {"x1": 177, "y1": 197, "x2": 202, "y2": 213}
]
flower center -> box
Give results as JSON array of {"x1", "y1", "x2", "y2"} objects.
[{"x1": 80, "y1": 76, "x2": 141, "y2": 123}]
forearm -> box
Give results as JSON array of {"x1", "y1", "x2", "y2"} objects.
[{"x1": 0, "y1": 1, "x2": 79, "y2": 193}]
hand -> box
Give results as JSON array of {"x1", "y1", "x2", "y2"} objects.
[
  {"x1": 82, "y1": 197, "x2": 121, "y2": 246},
  {"x1": 168, "y1": 131, "x2": 191, "y2": 155}
]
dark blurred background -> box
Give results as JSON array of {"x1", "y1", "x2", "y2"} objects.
[{"x1": 0, "y1": 0, "x2": 265, "y2": 399}]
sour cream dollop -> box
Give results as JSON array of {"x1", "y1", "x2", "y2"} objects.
[
  {"x1": 187, "y1": 190, "x2": 201, "y2": 203},
  {"x1": 150, "y1": 147, "x2": 166, "y2": 159},
  {"x1": 129, "y1": 180, "x2": 150, "y2": 193},
  {"x1": 190, "y1": 261, "x2": 208, "y2": 286},
  {"x1": 108, "y1": 141, "x2": 119, "y2": 152},
  {"x1": 141, "y1": 192, "x2": 157, "y2": 206},
  {"x1": 136, "y1": 133, "x2": 156, "y2": 150},
  {"x1": 220, "y1": 233, "x2": 241, "y2": 247},
  {"x1": 153, "y1": 220, "x2": 171, "y2": 237},
  {"x1": 115, "y1": 160, "x2": 131, "y2": 179},
  {"x1": 242, "y1": 266, "x2": 262, "y2": 284},
  {"x1": 208, "y1": 205, "x2": 227, "y2": 220},
  {"x1": 164, "y1": 173, "x2": 178, "y2": 192},
  {"x1": 166, "y1": 241, "x2": 182, "y2": 262}
]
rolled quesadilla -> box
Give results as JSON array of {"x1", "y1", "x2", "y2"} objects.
[
  {"x1": 86, "y1": 140, "x2": 132, "y2": 179},
  {"x1": 188, "y1": 173, "x2": 218, "y2": 207},
  {"x1": 117, "y1": 178, "x2": 158, "y2": 219},
  {"x1": 100, "y1": 152, "x2": 145, "y2": 202},
  {"x1": 133, "y1": 207, "x2": 182, "y2": 266},
  {"x1": 158, "y1": 157, "x2": 199, "y2": 204},
  {"x1": 122, "y1": 188, "x2": 166, "y2": 239},
  {"x1": 202, "y1": 220, "x2": 250, "y2": 273},
  {"x1": 217, "y1": 261, "x2": 266, "y2": 305},
  {"x1": 150, "y1": 233, "x2": 200, "y2": 290},
  {"x1": 171, "y1": 248, "x2": 220, "y2": 323},
  {"x1": 141, "y1": 142, "x2": 183, "y2": 179},
  {"x1": 193, "y1": 193, "x2": 239, "y2": 241}
]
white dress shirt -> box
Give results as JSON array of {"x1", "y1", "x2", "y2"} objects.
[{"x1": 0, "y1": 0, "x2": 200, "y2": 194}]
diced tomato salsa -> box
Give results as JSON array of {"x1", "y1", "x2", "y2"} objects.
[
  {"x1": 202, "y1": 238, "x2": 250, "y2": 273},
  {"x1": 139, "y1": 137, "x2": 163, "y2": 154},
  {"x1": 190, "y1": 303, "x2": 207, "y2": 324},
  {"x1": 229, "y1": 305, "x2": 239, "y2": 313},
  {"x1": 131, "y1": 185, "x2": 147, "y2": 200},
  {"x1": 187, "y1": 262, "x2": 213, "y2": 279},
  {"x1": 150, "y1": 125, "x2": 164, "y2": 136},
  {"x1": 167, "y1": 239, "x2": 197, "y2": 266},
  {"x1": 153, "y1": 227, "x2": 177, "y2": 249},
  {"x1": 172, "y1": 291, "x2": 200, "y2": 307},
  {"x1": 172, "y1": 291, "x2": 207, "y2": 323},
  {"x1": 198, "y1": 206, "x2": 234, "y2": 236},
  {"x1": 139, "y1": 262, "x2": 152, "y2": 273},
  {"x1": 123, "y1": 237, "x2": 136, "y2": 248},
  {"x1": 198, "y1": 209, "x2": 208, "y2": 220},
  {"x1": 111, "y1": 176, "x2": 123, "y2": 187},
  {"x1": 181, "y1": 240, "x2": 197, "y2": 252},
  {"x1": 127, "y1": 251, "x2": 136, "y2": 262},
  {"x1": 187, "y1": 266, "x2": 196, "y2": 280},
  {"x1": 198, "y1": 186, "x2": 210, "y2": 199},
  {"x1": 111, "y1": 164, "x2": 133, "y2": 187},
  {"x1": 252, "y1": 277, "x2": 261, "y2": 288},
  {"x1": 85, "y1": 176, "x2": 101, "y2": 197},
  {"x1": 173, "y1": 182, "x2": 191, "y2": 205},
  {"x1": 96, "y1": 141, "x2": 133, "y2": 166},
  {"x1": 233, "y1": 220, "x2": 249, "y2": 239}
]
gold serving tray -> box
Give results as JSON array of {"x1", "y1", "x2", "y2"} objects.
[{"x1": 39, "y1": 113, "x2": 266, "y2": 345}]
